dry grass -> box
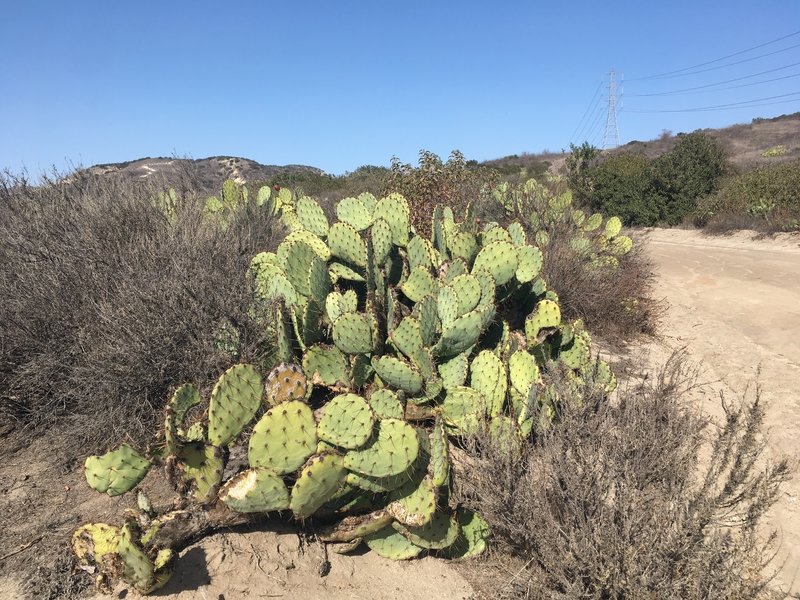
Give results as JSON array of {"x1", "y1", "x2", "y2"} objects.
[
  {"x1": 0, "y1": 169, "x2": 281, "y2": 453},
  {"x1": 455, "y1": 353, "x2": 792, "y2": 599}
]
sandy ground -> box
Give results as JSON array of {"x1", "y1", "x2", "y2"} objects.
[
  {"x1": 2, "y1": 227, "x2": 799, "y2": 599},
  {"x1": 640, "y1": 228, "x2": 800, "y2": 594}
]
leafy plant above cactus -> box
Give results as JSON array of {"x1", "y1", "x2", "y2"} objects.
[{"x1": 73, "y1": 189, "x2": 616, "y2": 595}]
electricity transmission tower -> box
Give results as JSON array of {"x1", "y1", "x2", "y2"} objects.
[{"x1": 602, "y1": 68, "x2": 621, "y2": 149}]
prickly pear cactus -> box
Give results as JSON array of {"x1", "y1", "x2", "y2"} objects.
[{"x1": 74, "y1": 191, "x2": 617, "y2": 595}]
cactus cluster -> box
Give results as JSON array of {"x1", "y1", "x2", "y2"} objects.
[
  {"x1": 73, "y1": 190, "x2": 616, "y2": 594},
  {"x1": 491, "y1": 176, "x2": 634, "y2": 271}
]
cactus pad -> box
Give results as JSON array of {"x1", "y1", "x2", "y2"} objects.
[
  {"x1": 449, "y1": 274, "x2": 481, "y2": 317},
  {"x1": 482, "y1": 225, "x2": 513, "y2": 245},
  {"x1": 249, "y1": 400, "x2": 317, "y2": 474},
  {"x1": 317, "y1": 393, "x2": 375, "y2": 449},
  {"x1": 507, "y1": 222, "x2": 527, "y2": 246},
  {"x1": 368, "y1": 389, "x2": 404, "y2": 420},
  {"x1": 290, "y1": 453, "x2": 348, "y2": 518},
  {"x1": 117, "y1": 523, "x2": 173, "y2": 594},
  {"x1": 515, "y1": 245, "x2": 543, "y2": 283},
  {"x1": 344, "y1": 418, "x2": 419, "y2": 477},
  {"x1": 390, "y1": 316, "x2": 424, "y2": 361},
  {"x1": 449, "y1": 231, "x2": 478, "y2": 262},
  {"x1": 374, "y1": 194, "x2": 411, "y2": 246},
  {"x1": 302, "y1": 344, "x2": 349, "y2": 387},
  {"x1": 364, "y1": 525, "x2": 423, "y2": 560},
  {"x1": 400, "y1": 266, "x2": 437, "y2": 303},
  {"x1": 414, "y1": 294, "x2": 441, "y2": 347},
  {"x1": 439, "y1": 509, "x2": 490, "y2": 558},
  {"x1": 208, "y1": 364, "x2": 263, "y2": 447},
  {"x1": 435, "y1": 309, "x2": 485, "y2": 358},
  {"x1": 525, "y1": 299, "x2": 561, "y2": 344},
  {"x1": 332, "y1": 312, "x2": 374, "y2": 354},
  {"x1": 265, "y1": 362, "x2": 308, "y2": 405},
  {"x1": 283, "y1": 229, "x2": 331, "y2": 260},
  {"x1": 328, "y1": 222, "x2": 368, "y2": 268},
  {"x1": 441, "y1": 386, "x2": 486, "y2": 435},
  {"x1": 219, "y1": 468, "x2": 290, "y2": 513},
  {"x1": 388, "y1": 474, "x2": 437, "y2": 527},
  {"x1": 470, "y1": 350, "x2": 507, "y2": 418},
  {"x1": 394, "y1": 510, "x2": 460, "y2": 550},
  {"x1": 371, "y1": 355, "x2": 423, "y2": 395},
  {"x1": 472, "y1": 241, "x2": 518, "y2": 285},
  {"x1": 604, "y1": 215, "x2": 622, "y2": 238},
  {"x1": 84, "y1": 443, "x2": 151, "y2": 497},
  {"x1": 429, "y1": 415, "x2": 450, "y2": 487},
  {"x1": 164, "y1": 383, "x2": 201, "y2": 455},
  {"x1": 371, "y1": 217, "x2": 393, "y2": 265},
  {"x1": 438, "y1": 352, "x2": 470, "y2": 390},
  {"x1": 296, "y1": 196, "x2": 329, "y2": 237},
  {"x1": 337, "y1": 196, "x2": 373, "y2": 231}
]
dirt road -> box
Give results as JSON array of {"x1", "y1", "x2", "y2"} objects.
[{"x1": 642, "y1": 228, "x2": 800, "y2": 594}]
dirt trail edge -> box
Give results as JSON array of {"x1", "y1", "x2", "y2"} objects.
[{"x1": 641, "y1": 228, "x2": 800, "y2": 594}]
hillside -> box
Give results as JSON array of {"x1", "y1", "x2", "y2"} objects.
[{"x1": 74, "y1": 155, "x2": 323, "y2": 194}]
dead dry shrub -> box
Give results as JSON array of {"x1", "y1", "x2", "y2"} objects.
[
  {"x1": 455, "y1": 354, "x2": 791, "y2": 599},
  {"x1": 0, "y1": 169, "x2": 281, "y2": 452},
  {"x1": 541, "y1": 232, "x2": 661, "y2": 339}
]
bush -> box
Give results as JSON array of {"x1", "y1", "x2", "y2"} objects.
[
  {"x1": 382, "y1": 149, "x2": 499, "y2": 237},
  {"x1": 694, "y1": 160, "x2": 800, "y2": 232},
  {"x1": 456, "y1": 354, "x2": 790, "y2": 599},
  {"x1": 583, "y1": 151, "x2": 658, "y2": 225},
  {"x1": 0, "y1": 170, "x2": 281, "y2": 450}
]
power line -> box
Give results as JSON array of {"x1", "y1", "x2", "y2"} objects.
[
  {"x1": 628, "y1": 61, "x2": 800, "y2": 96},
  {"x1": 624, "y1": 91, "x2": 800, "y2": 113},
  {"x1": 577, "y1": 102, "x2": 606, "y2": 144},
  {"x1": 569, "y1": 80, "x2": 604, "y2": 144},
  {"x1": 628, "y1": 29, "x2": 800, "y2": 81},
  {"x1": 603, "y1": 68, "x2": 621, "y2": 148}
]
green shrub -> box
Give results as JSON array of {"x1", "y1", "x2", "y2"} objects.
[
  {"x1": 583, "y1": 152, "x2": 658, "y2": 225},
  {"x1": 694, "y1": 160, "x2": 800, "y2": 231}
]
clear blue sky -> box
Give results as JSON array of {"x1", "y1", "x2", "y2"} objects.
[{"x1": 2, "y1": 1, "x2": 799, "y2": 175}]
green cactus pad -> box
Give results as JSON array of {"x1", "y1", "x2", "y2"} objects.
[
  {"x1": 325, "y1": 291, "x2": 348, "y2": 323},
  {"x1": 572, "y1": 209, "x2": 586, "y2": 227},
  {"x1": 364, "y1": 525, "x2": 423, "y2": 560},
  {"x1": 394, "y1": 510, "x2": 460, "y2": 550},
  {"x1": 370, "y1": 217, "x2": 393, "y2": 265},
  {"x1": 371, "y1": 355, "x2": 423, "y2": 395},
  {"x1": 328, "y1": 222, "x2": 368, "y2": 268},
  {"x1": 507, "y1": 222, "x2": 527, "y2": 246},
  {"x1": 317, "y1": 393, "x2": 375, "y2": 449},
  {"x1": 176, "y1": 442, "x2": 225, "y2": 503},
  {"x1": 441, "y1": 386, "x2": 486, "y2": 435},
  {"x1": 605, "y1": 215, "x2": 622, "y2": 238},
  {"x1": 559, "y1": 330, "x2": 591, "y2": 369},
  {"x1": 296, "y1": 196, "x2": 329, "y2": 237},
  {"x1": 438, "y1": 352, "x2": 469, "y2": 390},
  {"x1": 472, "y1": 241, "x2": 518, "y2": 285},
  {"x1": 388, "y1": 474, "x2": 437, "y2": 527},
  {"x1": 345, "y1": 467, "x2": 419, "y2": 494},
  {"x1": 208, "y1": 364, "x2": 262, "y2": 447},
  {"x1": 390, "y1": 316, "x2": 424, "y2": 361},
  {"x1": 470, "y1": 351, "x2": 507, "y2": 418},
  {"x1": 509, "y1": 350, "x2": 539, "y2": 398},
  {"x1": 488, "y1": 415, "x2": 522, "y2": 451},
  {"x1": 336, "y1": 196, "x2": 373, "y2": 231},
  {"x1": 290, "y1": 453, "x2": 348, "y2": 518},
  {"x1": 439, "y1": 509, "x2": 490, "y2": 558},
  {"x1": 515, "y1": 245, "x2": 543, "y2": 283},
  {"x1": 610, "y1": 235, "x2": 633, "y2": 255},
  {"x1": 407, "y1": 236, "x2": 434, "y2": 270},
  {"x1": 584, "y1": 212, "x2": 603, "y2": 232},
  {"x1": 264, "y1": 362, "x2": 308, "y2": 405},
  {"x1": 435, "y1": 309, "x2": 484, "y2": 358},
  {"x1": 442, "y1": 258, "x2": 468, "y2": 283},
  {"x1": 84, "y1": 443, "x2": 151, "y2": 497},
  {"x1": 219, "y1": 468, "x2": 290, "y2": 513},
  {"x1": 534, "y1": 229, "x2": 550, "y2": 247},
  {"x1": 249, "y1": 400, "x2": 317, "y2": 474},
  {"x1": 164, "y1": 383, "x2": 201, "y2": 455},
  {"x1": 449, "y1": 232, "x2": 478, "y2": 262},
  {"x1": 283, "y1": 229, "x2": 331, "y2": 261},
  {"x1": 367, "y1": 389, "x2": 404, "y2": 420},
  {"x1": 302, "y1": 344, "x2": 349, "y2": 387},
  {"x1": 374, "y1": 193, "x2": 411, "y2": 247},
  {"x1": 525, "y1": 299, "x2": 562, "y2": 344},
  {"x1": 482, "y1": 225, "x2": 513, "y2": 245},
  {"x1": 400, "y1": 266, "x2": 437, "y2": 303},
  {"x1": 437, "y1": 285, "x2": 459, "y2": 329},
  {"x1": 329, "y1": 261, "x2": 366, "y2": 283},
  {"x1": 412, "y1": 294, "x2": 441, "y2": 347},
  {"x1": 429, "y1": 415, "x2": 450, "y2": 487},
  {"x1": 259, "y1": 271, "x2": 299, "y2": 307},
  {"x1": 282, "y1": 241, "x2": 316, "y2": 297},
  {"x1": 118, "y1": 523, "x2": 173, "y2": 594},
  {"x1": 449, "y1": 274, "x2": 481, "y2": 317},
  {"x1": 473, "y1": 270, "x2": 496, "y2": 309},
  {"x1": 344, "y1": 418, "x2": 419, "y2": 477},
  {"x1": 332, "y1": 312, "x2": 374, "y2": 354},
  {"x1": 72, "y1": 523, "x2": 120, "y2": 567}
]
